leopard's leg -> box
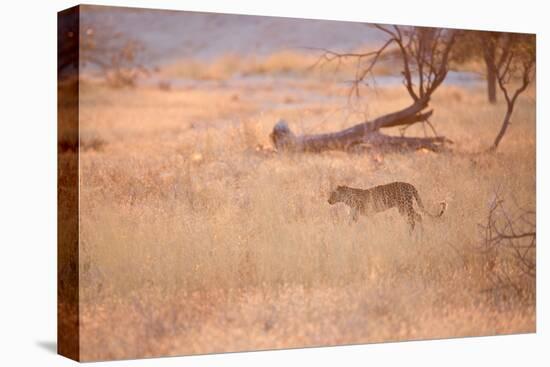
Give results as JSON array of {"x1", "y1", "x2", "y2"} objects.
[
  {"x1": 407, "y1": 212, "x2": 416, "y2": 233},
  {"x1": 349, "y1": 207, "x2": 359, "y2": 224},
  {"x1": 404, "y1": 199, "x2": 420, "y2": 233},
  {"x1": 414, "y1": 211, "x2": 423, "y2": 225},
  {"x1": 413, "y1": 211, "x2": 424, "y2": 240}
]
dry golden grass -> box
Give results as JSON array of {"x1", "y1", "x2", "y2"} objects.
[
  {"x1": 159, "y1": 49, "x2": 394, "y2": 81},
  {"x1": 71, "y1": 64, "x2": 536, "y2": 361}
]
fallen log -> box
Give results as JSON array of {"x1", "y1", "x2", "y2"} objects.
[{"x1": 270, "y1": 97, "x2": 451, "y2": 153}]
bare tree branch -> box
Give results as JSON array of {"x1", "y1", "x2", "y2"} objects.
[{"x1": 272, "y1": 26, "x2": 458, "y2": 154}]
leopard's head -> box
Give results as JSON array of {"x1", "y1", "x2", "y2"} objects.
[{"x1": 328, "y1": 185, "x2": 348, "y2": 205}]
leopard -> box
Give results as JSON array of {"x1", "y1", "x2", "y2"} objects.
[{"x1": 327, "y1": 181, "x2": 447, "y2": 232}]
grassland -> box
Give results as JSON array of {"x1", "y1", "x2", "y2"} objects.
[
  {"x1": 65, "y1": 58, "x2": 536, "y2": 360},
  {"x1": 157, "y1": 49, "x2": 395, "y2": 81}
]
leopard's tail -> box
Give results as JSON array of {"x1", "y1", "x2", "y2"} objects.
[{"x1": 412, "y1": 187, "x2": 447, "y2": 218}]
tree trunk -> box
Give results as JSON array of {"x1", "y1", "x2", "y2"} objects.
[
  {"x1": 270, "y1": 97, "x2": 451, "y2": 153},
  {"x1": 486, "y1": 63, "x2": 497, "y2": 104},
  {"x1": 486, "y1": 66, "x2": 497, "y2": 104},
  {"x1": 483, "y1": 43, "x2": 498, "y2": 104},
  {"x1": 491, "y1": 104, "x2": 514, "y2": 150}
]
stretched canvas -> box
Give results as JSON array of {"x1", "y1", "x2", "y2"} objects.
[{"x1": 58, "y1": 4, "x2": 536, "y2": 362}]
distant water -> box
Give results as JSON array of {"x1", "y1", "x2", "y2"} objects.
[
  {"x1": 362, "y1": 71, "x2": 483, "y2": 88},
  {"x1": 141, "y1": 71, "x2": 483, "y2": 91}
]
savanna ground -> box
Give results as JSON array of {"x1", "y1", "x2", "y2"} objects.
[{"x1": 60, "y1": 51, "x2": 535, "y2": 361}]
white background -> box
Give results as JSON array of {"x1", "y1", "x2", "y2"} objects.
[{"x1": 0, "y1": 0, "x2": 547, "y2": 365}]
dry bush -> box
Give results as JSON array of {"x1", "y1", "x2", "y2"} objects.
[
  {"x1": 80, "y1": 19, "x2": 148, "y2": 88},
  {"x1": 80, "y1": 130, "x2": 107, "y2": 152},
  {"x1": 478, "y1": 192, "x2": 535, "y2": 304}
]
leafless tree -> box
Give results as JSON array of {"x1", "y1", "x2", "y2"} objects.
[
  {"x1": 270, "y1": 25, "x2": 457, "y2": 153},
  {"x1": 483, "y1": 33, "x2": 535, "y2": 151}
]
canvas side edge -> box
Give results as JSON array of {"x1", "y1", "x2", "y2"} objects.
[{"x1": 57, "y1": 5, "x2": 81, "y2": 362}]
